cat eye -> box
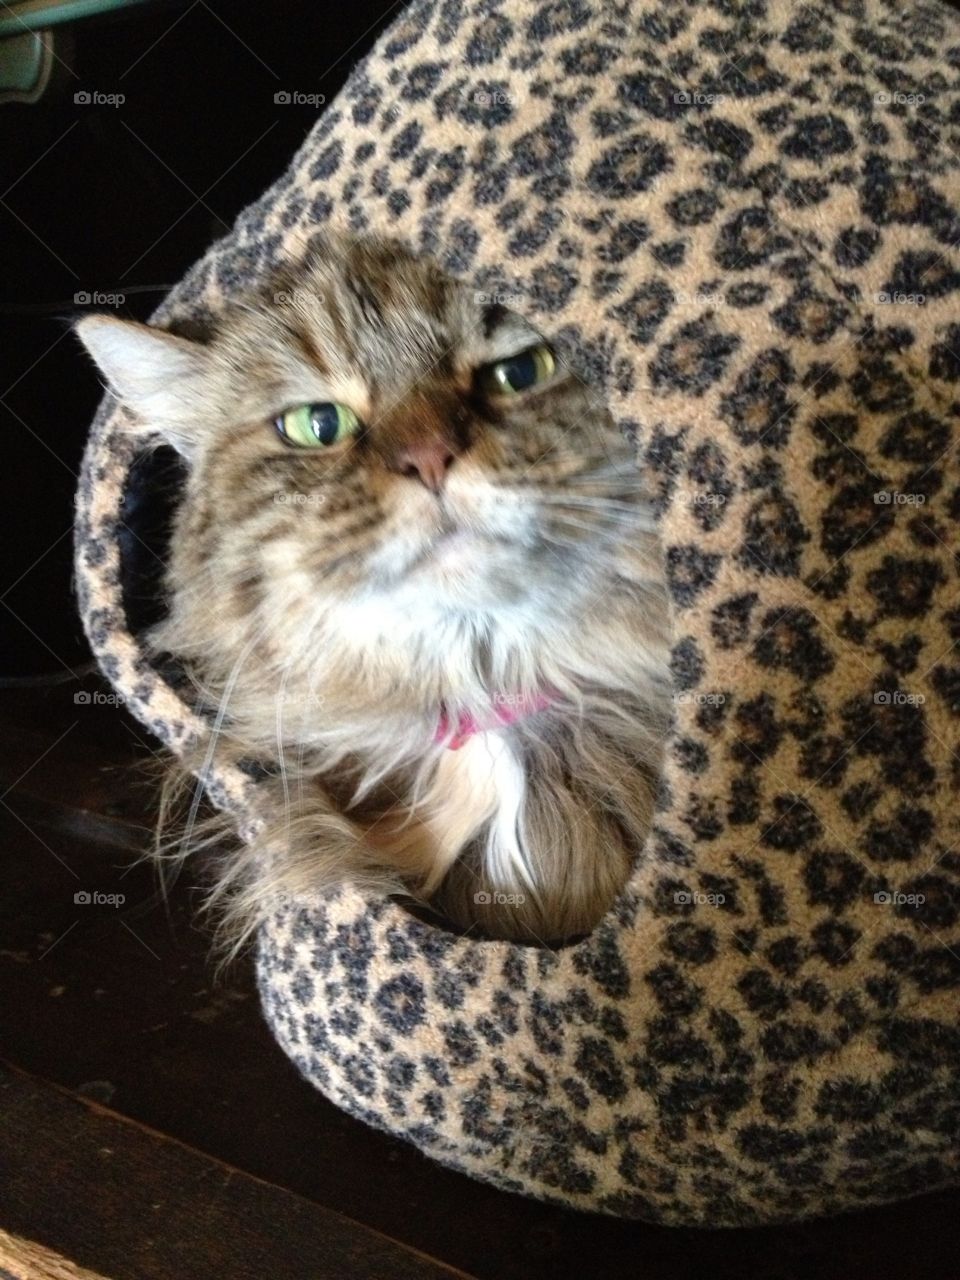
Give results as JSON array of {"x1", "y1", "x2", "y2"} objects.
[
  {"x1": 275, "y1": 402, "x2": 361, "y2": 448},
  {"x1": 478, "y1": 344, "x2": 556, "y2": 397}
]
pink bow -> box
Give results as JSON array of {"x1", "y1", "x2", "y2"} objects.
[{"x1": 435, "y1": 691, "x2": 554, "y2": 750}]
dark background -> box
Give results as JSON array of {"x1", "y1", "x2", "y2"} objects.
[
  {"x1": 2, "y1": 0, "x2": 401, "y2": 676},
  {"x1": 1, "y1": 3, "x2": 959, "y2": 1278}
]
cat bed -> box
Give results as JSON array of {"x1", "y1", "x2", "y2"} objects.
[{"x1": 75, "y1": 0, "x2": 960, "y2": 1226}]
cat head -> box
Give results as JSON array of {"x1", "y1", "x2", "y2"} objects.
[{"x1": 75, "y1": 235, "x2": 654, "y2": 710}]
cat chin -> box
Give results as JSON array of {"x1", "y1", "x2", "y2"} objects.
[
  {"x1": 360, "y1": 527, "x2": 536, "y2": 607},
  {"x1": 406, "y1": 525, "x2": 501, "y2": 575},
  {"x1": 343, "y1": 574, "x2": 546, "y2": 637},
  {"x1": 316, "y1": 564, "x2": 583, "y2": 670}
]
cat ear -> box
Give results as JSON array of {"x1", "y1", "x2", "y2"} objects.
[{"x1": 75, "y1": 314, "x2": 213, "y2": 457}]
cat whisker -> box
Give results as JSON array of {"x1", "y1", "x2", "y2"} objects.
[
  {"x1": 274, "y1": 659, "x2": 297, "y2": 863},
  {"x1": 541, "y1": 510, "x2": 648, "y2": 537},
  {"x1": 495, "y1": 485, "x2": 651, "y2": 511},
  {"x1": 179, "y1": 616, "x2": 276, "y2": 862},
  {"x1": 534, "y1": 499, "x2": 649, "y2": 519}
]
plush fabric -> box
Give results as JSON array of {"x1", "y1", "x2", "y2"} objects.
[{"x1": 75, "y1": 0, "x2": 960, "y2": 1226}]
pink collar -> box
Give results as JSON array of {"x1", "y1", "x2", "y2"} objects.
[{"x1": 435, "y1": 690, "x2": 554, "y2": 751}]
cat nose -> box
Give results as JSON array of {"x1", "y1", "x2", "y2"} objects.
[{"x1": 393, "y1": 440, "x2": 455, "y2": 494}]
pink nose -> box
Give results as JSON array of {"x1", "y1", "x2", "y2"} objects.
[{"x1": 393, "y1": 440, "x2": 455, "y2": 494}]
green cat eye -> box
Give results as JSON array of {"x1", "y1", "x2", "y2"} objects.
[
  {"x1": 479, "y1": 343, "x2": 556, "y2": 396},
  {"x1": 275, "y1": 402, "x2": 361, "y2": 448}
]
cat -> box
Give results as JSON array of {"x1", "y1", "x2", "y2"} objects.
[{"x1": 76, "y1": 233, "x2": 672, "y2": 949}]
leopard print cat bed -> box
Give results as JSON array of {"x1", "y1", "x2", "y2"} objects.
[{"x1": 75, "y1": 0, "x2": 960, "y2": 1226}]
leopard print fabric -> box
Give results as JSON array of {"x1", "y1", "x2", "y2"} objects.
[{"x1": 75, "y1": 0, "x2": 960, "y2": 1225}]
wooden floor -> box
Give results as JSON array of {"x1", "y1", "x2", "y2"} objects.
[
  {"x1": 0, "y1": 1062, "x2": 468, "y2": 1280},
  {"x1": 1, "y1": 679, "x2": 959, "y2": 1280}
]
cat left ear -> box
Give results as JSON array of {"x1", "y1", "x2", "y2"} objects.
[{"x1": 74, "y1": 315, "x2": 213, "y2": 458}]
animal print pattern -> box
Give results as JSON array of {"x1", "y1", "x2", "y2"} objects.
[{"x1": 75, "y1": 0, "x2": 960, "y2": 1225}]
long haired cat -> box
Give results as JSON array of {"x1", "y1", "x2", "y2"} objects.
[{"x1": 76, "y1": 234, "x2": 671, "y2": 949}]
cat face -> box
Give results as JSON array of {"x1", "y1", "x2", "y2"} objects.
[{"x1": 77, "y1": 236, "x2": 651, "y2": 696}]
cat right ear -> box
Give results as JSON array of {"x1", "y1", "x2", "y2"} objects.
[{"x1": 74, "y1": 314, "x2": 213, "y2": 458}]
